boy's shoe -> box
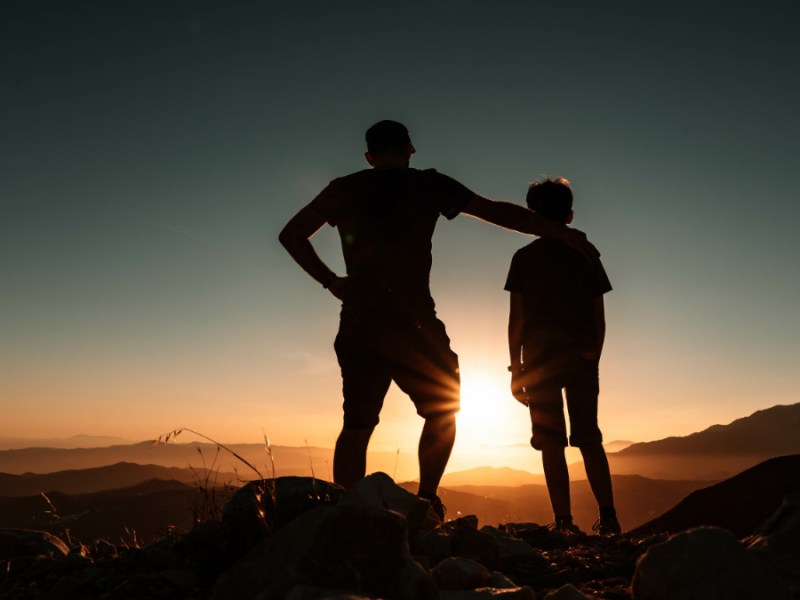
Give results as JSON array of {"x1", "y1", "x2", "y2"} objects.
[
  {"x1": 548, "y1": 517, "x2": 582, "y2": 535},
  {"x1": 592, "y1": 516, "x2": 622, "y2": 536}
]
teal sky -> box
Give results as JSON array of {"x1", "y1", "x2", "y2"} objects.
[{"x1": 2, "y1": 1, "x2": 799, "y2": 457}]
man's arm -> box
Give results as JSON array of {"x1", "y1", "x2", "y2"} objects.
[
  {"x1": 508, "y1": 292, "x2": 528, "y2": 405},
  {"x1": 278, "y1": 205, "x2": 347, "y2": 300},
  {"x1": 461, "y1": 195, "x2": 600, "y2": 260}
]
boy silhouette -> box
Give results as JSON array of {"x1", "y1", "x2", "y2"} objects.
[
  {"x1": 505, "y1": 177, "x2": 621, "y2": 535},
  {"x1": 279, "y1": 122, "x2": 598, "y2": 518}
]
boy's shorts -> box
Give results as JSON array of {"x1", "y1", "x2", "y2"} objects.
[
  {"x1": 334, "y1": 310, "x2": 460, "y2": 429},
  {"x1": 526, "y1": 357, "x2": 603, "y2": 449}
]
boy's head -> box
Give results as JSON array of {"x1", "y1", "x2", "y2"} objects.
[
  {"x1": 526, "y1": 177, "x2": 573, "y2": 224},
  {"x1": 365, "y1": 120, "x2": 415, "y2": 159}
]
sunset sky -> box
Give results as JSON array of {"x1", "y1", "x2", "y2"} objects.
[{"x1": 3, "y1": 2, "x2": 799, "y2": 470}]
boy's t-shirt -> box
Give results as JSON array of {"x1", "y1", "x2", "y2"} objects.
[{"x1": 505, "y1": 237, "x2": 612, "y2": 363}]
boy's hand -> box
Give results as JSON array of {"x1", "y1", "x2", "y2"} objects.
[{"x1": 509, "y1": 367, "x2": 529, "y2": 406}]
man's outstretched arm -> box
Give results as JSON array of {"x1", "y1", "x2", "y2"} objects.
[
  {"x1": 461, "y1": 195, "x2": 600, "y2": 260},
  {"x1": 278, "y1": 205, "x2": 346, "y2": 299}
]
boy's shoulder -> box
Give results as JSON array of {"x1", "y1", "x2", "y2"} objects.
[{"x1": 513, "y1": 237, "x2": 566, "y2": 260}]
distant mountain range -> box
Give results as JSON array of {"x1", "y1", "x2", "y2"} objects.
[
  {"x1": 1, "y1": 403, "x2": 797, "y2": 485},
  {"x1": 0, "y1": 434, "x2": 135, "y2": 450},
  {"x1": 605, "y1": 403, "x2": 800, "y2": 480}
]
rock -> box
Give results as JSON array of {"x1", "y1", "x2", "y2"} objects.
[
  {"x1": 745, "y1": 492, "x2": 800, "y2": 597},
  {"x1": 631, "y1": 526, "x2": 793, "y2": 600},
  {"x1": 411, "y1": 530, "x2": 452, "y2": 566},
  {"x1": 341, "y1": 472, "x2": 432, "y2": 534},
  {"x1": 0, "y1": 528, "x2": 69, "y2": 560},
  {"x1": 222, "y1": 476, "x2": 343, "y2": 551},
  {"x1": 543, "y1": 583, "x2": 597, "y2": 599},
  {"x1": 448, "y1": 518, "x2": 500, "y2": 570},
  {"x1": 284, "y1": 585, "x2": 374, "y2": 599},
  {"x1": 431, "y1": 557, "x2": 492, "y2": 590},
  {"x1": 481, "y1": 526, "x2": 543, "y2": 567},
  {"x1": 440, "y1": 587, "x2": 536, "y2": 599},
  {"x1": 488, "y1": 571, "x2": 518, "y2": 588},
  {"x1": 214, "y1": 503, "x2": 437, "y2": 600}
]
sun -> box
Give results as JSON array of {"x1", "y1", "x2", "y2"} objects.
[{"x1": 457, "y1": 369, "x2": 518, "y2": 436}]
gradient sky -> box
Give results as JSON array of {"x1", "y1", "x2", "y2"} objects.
[{"x1": 2, "y1": 1, "x2": 799, "y2": 467}]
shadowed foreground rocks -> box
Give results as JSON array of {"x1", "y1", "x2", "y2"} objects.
[{"x1": 0, "y1": 472, "x2": 797, "y2": 599}]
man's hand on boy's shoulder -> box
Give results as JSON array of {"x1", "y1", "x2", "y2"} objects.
[{"x1": 560, "y1": 227, "x2": 600, "y2": 261}]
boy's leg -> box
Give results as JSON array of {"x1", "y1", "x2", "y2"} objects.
[
  {"x1": 579, "y1": 443, "x2": 615, "y2": 509},
  {"x1": 528, "y1": 380, "x2": 572, "y2": 523},
  {"x1": 541, "y1": 443, "x2": 571, "y2": 520},
  {"x1": 565, "y1": 359, "x2": 619, "y2": 531}
]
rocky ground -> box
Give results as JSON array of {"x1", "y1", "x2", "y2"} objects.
[{"x1": 0, "y1": 473, "x2": 797, "y2": 600}]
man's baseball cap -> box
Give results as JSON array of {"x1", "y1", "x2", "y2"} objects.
[{"x1": 365, "y1": 120, "x2": 412, "y2": 154}]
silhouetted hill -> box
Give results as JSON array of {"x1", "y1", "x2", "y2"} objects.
[
  {"x1": 0, "y1": 462, "x2": 235, "y2": 497},
  {"x1": 606, "y1": 403, "x2": 800, "y2": 480},
  {"x1": 631, "y1": 454, "x2": 800, "y2": 538},
  {"x1": 0, "y1": 479, "x2": 202, "y2": 544}
]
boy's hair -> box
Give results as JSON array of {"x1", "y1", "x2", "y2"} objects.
[
  {"x1": 526, "y1": 177, "x2": 573, "y2": 223},
  {"x1": 365, "y1": 120, "x2": 412, "y2": 155}
]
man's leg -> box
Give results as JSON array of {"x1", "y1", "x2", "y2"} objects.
[
  {"x1": 333, "y1": 427, "x2": 374, "y2": 488},
  {"x1": 418, "y1": 412, "x2": 456, "y2": 496}
]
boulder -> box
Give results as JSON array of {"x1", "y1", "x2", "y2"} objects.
[
  {"x1": 448, "y1": 517, "x2": 500, "y2": 570},
  {"x1": 440, "y1": 587, "x2": 536, "y2": 599},
  {"x1": 340, "y1": 472, "x2": 432, "y2": 534},
  {"x1": 631, "y1": 526, "x2": 792, "y2": 600},
  {"x1": 285, "y1": 587, "x2": 374, "y2": 599},
  {"x1": 412, "y1": 530, "x2": 452, "y2": 566},
  {"x1": 431, "y1": 557, "x2": 491, "y2": 590},
  {"x1": 214, "y1": 503, "x2": 436, "y2": 600},
  {"x1": 0, "y1": 529, "x2": 69, "y2": 560},
  {"x1": 488, "y1": 571, "x2": 519, "y2": 589},
  {"x1": 222, "y1": 477, "x2": 342, "y2": 550},
  {"x1": 745, "y1": 492, "x2": 800, "y2": 597},
  {"x1": 481, "y1": 526, "x2": 543, "y2": 567},
  {"x1": 543, "y1": 584, "x2": 597, "y2": 599}
]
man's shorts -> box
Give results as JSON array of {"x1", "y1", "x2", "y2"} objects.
[
  {"x1": 525, "y1": 356, "x2": 603, "y2": 450},
  {"x1": 334, "y1": 309, "x2": 460, "y2": 429}
]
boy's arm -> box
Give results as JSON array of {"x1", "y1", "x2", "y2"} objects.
[
  {"x1": 592, "y1": 295, "x2": 606, "y2": 357},
  {"x1": 508, "y1": 292, "x2": 528, "y2": 405},
  {"x1": 461, "y1": 195, "x2": 599, "y2": 261},
  {"x1": 278, "y1": 204, "x2": 347, "y2": 300}
]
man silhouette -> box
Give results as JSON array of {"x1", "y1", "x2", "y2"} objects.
[{"x1": 279, "y1": 120, "x2": 597, "y2": 516}]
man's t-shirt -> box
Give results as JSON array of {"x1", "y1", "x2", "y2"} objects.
[
  {"x1": 310, "y1": 168, "x2": 474, "y2": 312},
  {"x1": 505, "y1": 237, "x2": 612, "y2": 363}
]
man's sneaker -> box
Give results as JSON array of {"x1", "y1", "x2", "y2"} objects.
[
  {"x1": 428, "y1": 495, "x2": 446, "y2": 521},
  {"x1": 592, "y1": 516, "x2": 622, "y2": 536},
  {"x1": 418, "y1": 492, "x2": 446, "y2": 521}
]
